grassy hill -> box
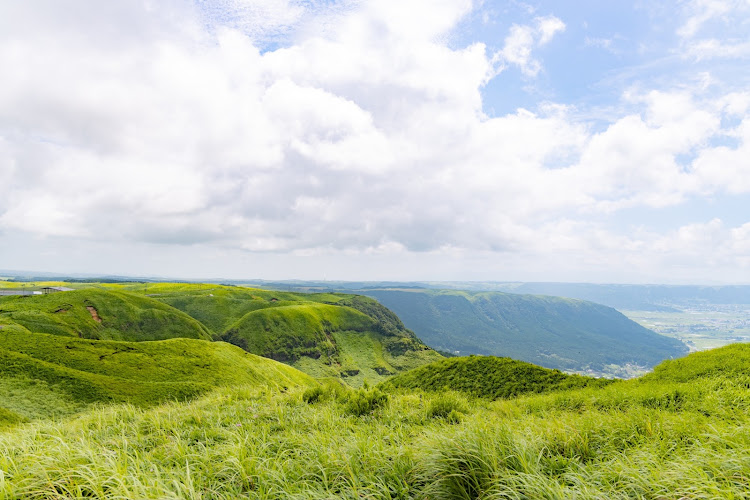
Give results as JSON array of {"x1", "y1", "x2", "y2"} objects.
[
  {"x1": 642, "y1": 341, "x2": 750, "y2": 383},
  {"x1": 0, "y1": 289, "x2": 212, "y2": 341},
  {"x1": 382, "y1": 355, "x2": 611, "y2": 399},
  {"x1": 364, "y1": 289, "x2": 688, "y2": 373},
  {"x1": 2, "y1": 344, "x2": 750, "y2": 498},
  {"x1": 0, "y1": 329, "x2": 314, "y2": 423},
  {"x1": 1, "y1": 283, "x2": 444, "y2": 387},
  {"x1": 110, "y1": 283, "x2": 444, "y2": 386}
]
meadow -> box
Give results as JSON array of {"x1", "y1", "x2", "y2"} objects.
[
  {"x1": 1, "y1": 344, "x2": 750, "y2": 498},
  {"x1": 2, "y1": 281, "x2": 749, "y2": 498}
]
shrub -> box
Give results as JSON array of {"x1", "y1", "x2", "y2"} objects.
[
  {"x1": 426, "y1": 392, "x2": 468, "y2": 421},
  {"x1": 302, "y1": 379, "x2": 349, "y2": 404},
  {"x1": 344, "y1": 386, "x2": 390, "y2": 416},
  {"x1": 302, "y1": 386, "x2": 325, "y2": 404}
]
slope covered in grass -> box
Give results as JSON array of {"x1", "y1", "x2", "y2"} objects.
[
  {"x1": 364, "y1": 289, "x2": 688, "y2": 372},
  {"x1": 220, "y1": 301, "x2": 442, "y2": 386},
  {"x1": 0, "y1": 330, "x2": 314, "y2": 421},
  {"x1": 121, "y1": 282, "x2": 329, "y2": 334},
  {"x1": 0, "y1": 289, "x2": 211, "y2": 341},
  {"x1": 382, "y1": 355, "x2": 610, "y2": 399},
  {"x1": 642, "y1": 341, "x2": 750, "y2": 383},
  {"x1": 115, "y1": 283, "x2": 444, "y2": 386},
  {"x1": 2, "y1": 344, "x2": 750, "y2": 498}
]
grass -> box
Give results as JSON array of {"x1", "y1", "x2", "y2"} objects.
[
  {"x1": 0, "y1": 330, "x2": 315, "y2": 420},
  {"x1": 221, "y1": 303, "x2": 442, "y2": 387},
  {"x1": 0, "y1": 289, "x2": 212, "y2": 341},
  {"x1": 5, "y1": 281, "x2": 748, "y2": 497},
  {"x1": 382, "y1": 355, "x2": 612, "y2": 399},
  {"x1": 1, "y1": 283, "x2": 444, "y2": 387},
  {"x1": 2, "y1": 345, "x2": 750, "y2": 498}
]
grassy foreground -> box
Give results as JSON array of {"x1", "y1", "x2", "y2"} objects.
[{"x1": 2, "y1": 345, "x2": 750, "y2": 499}]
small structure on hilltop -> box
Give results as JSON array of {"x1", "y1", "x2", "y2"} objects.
[
  {"x1": 41, "y1": 286, "x2": 74, "y2": 294},
  {"x1": 0, "y1": 289, "x2": 41, "y2": 296}
]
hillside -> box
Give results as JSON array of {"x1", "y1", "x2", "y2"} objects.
[
  {"x1": 0, "y1": 329, "x2": 314, "y2": 422},
  {"x1": 112, "y1": 283, "x2": 444, "y2": 386},
  {"x1": 2, "y1": 344, "x2": 750, "y2": 498},
  {"x1": 382, "y1": 355, "x2": 611, "y2": 399},
  {"x1": 0, "y1": 283, "x2": 443, "y2": 386},
  {"x1": 0, "y1": 289, "x2": 212, "y2": 341},
  {"x1": 642, "y1": 341, "x2": 750, "y2": 383},
  {"x1": 363, "y1": 289, "x2": 688, "y2": 373}
]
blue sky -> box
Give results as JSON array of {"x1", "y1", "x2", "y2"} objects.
[{"x1": 0, "y1": 0, "x2": 749, "y2": 283}]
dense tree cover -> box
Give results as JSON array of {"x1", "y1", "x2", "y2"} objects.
[{"x1": 365, "y1": 289, "x2": 688, "y2": 372}]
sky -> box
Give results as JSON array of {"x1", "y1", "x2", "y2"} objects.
[{"x1": 1, "y1": 0, "x2": 749, "y2": 284}]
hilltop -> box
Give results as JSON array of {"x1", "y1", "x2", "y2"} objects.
[
  {"x1": 0, "y1": 283, "x2": 443, "y2": 387},
  {"x1": 382, "y1": 355, "x2": 611, "y2": 399},
  {"x1": 111, "y1": 283, "x2": 443, "y2": 386},
  {"x1": 0, "y1": 288, "x2": 211, "y2": 341},
  {"x1": 363, "y1": 288, "x2": 688, "y2": 374}
]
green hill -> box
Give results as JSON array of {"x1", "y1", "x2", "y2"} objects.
[
  {"x1": 0, "y1": 289, "x2": 212, "y2": 341},
  {"x1": 114, "y1": 283, "x2": 444, "y2": 386},
  {"x1": 364, "y1": 289, "x2": 688, "y2": 373},
  {"x1": 1, "y1": 283, "x2": 443, "y2": 387},
  {"x1": 0, "y1": 329, "x2": 314, "y2": 422},
  {"x1": 3, "y1": 343, "x2": 750, "y2": 498},
  {"x1": 642, "y1": 342, "x2": 750, "y2": 383},
  {"x1": 382, "y1": 355, "x2": 610, "y2": 399},
  {"x1": 218, "y1": 300, "x2": 441, "y2": 385}
]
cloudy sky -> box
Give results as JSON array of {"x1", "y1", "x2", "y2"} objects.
[{"x1": 1, "y1": 0, "x2": 749, "y2": 283}]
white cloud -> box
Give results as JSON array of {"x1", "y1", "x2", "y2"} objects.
[
  {"x1": 685, "y1": 38, "x2": 750, "y2": 60},
  {"x1": 0, "y1": 1, "x2": 749, "y2": 282},
  {"x1": 491, "y1": 16, "x2": 565, "y2": 77},
  {"x1": 677, "y1": 0, "x2": 736, "y2": 38}
]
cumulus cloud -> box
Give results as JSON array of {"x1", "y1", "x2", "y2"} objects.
[
  {"x1": 491, "y1": 15, "x2": 565, "y2": 77},
  {"x1": 0, "y1": 0, "x2": 749, "y2": 281}
]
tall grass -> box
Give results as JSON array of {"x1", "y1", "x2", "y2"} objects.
[{"x1": 3, "y1": 363, "x2": 750, "y2": 499}]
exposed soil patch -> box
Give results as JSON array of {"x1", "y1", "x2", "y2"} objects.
[{"x1": 86, "y1": 306, "x2": 102, "y2": 323}]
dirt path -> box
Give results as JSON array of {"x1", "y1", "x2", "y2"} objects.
[{"x1": 86, "y1": 306, "x2": 102, "y2": 323}]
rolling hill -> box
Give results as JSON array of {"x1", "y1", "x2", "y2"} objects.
[
  {"x1": 1, "y1": 283, "x2": 444, "y2": 387},
  {"x1": 0, "y1": 289, "x2": 212, "y2": 341},
  {"x1": 2, "y1": 343, "x2": 750, "y2": 498},
  {"x1": 0, "y1": 329, "x2": 314, "y2": 423},
  {"x1": 363, "y1": 289, "x2": 688, "y2": 373},
  {"x1": 130, "y1": 283, "x2": 444, "y2": 386},
  {"x1": 382, "y1": 355, "x2": 611, "y2": 399}
]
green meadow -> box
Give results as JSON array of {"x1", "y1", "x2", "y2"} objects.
[
  {"x1": 1, "y1": 282, "x2": 749, "y2": 498},
  {"x1": 1, "y1": 344, "x2": 750, "y2": 498}
]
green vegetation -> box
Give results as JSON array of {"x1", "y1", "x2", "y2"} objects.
[
  {"x1": 383, "y1": 355, "x2": 611, "y2": 399},
  {"x1": 105, "y1": 283, "x2": 443, "y2": 386},
  {"x1": 0, "y1": 283, "x2": 443, "y2": 391},
  {"x1": 0, "y1": 329, "x2": 314, "y2": 420},
  {"x1": 6, "y1": 279, "x2": 749, "y2": 498},
  {"x1": 0, "y1": 289, "x2": 211, "y2": 341},
  {"x1": 2, "y1": 344, "x2": 750, "y2": 498},
  {"x1": 364, "y1": 288, "x2": 688, "y2": 373}
]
